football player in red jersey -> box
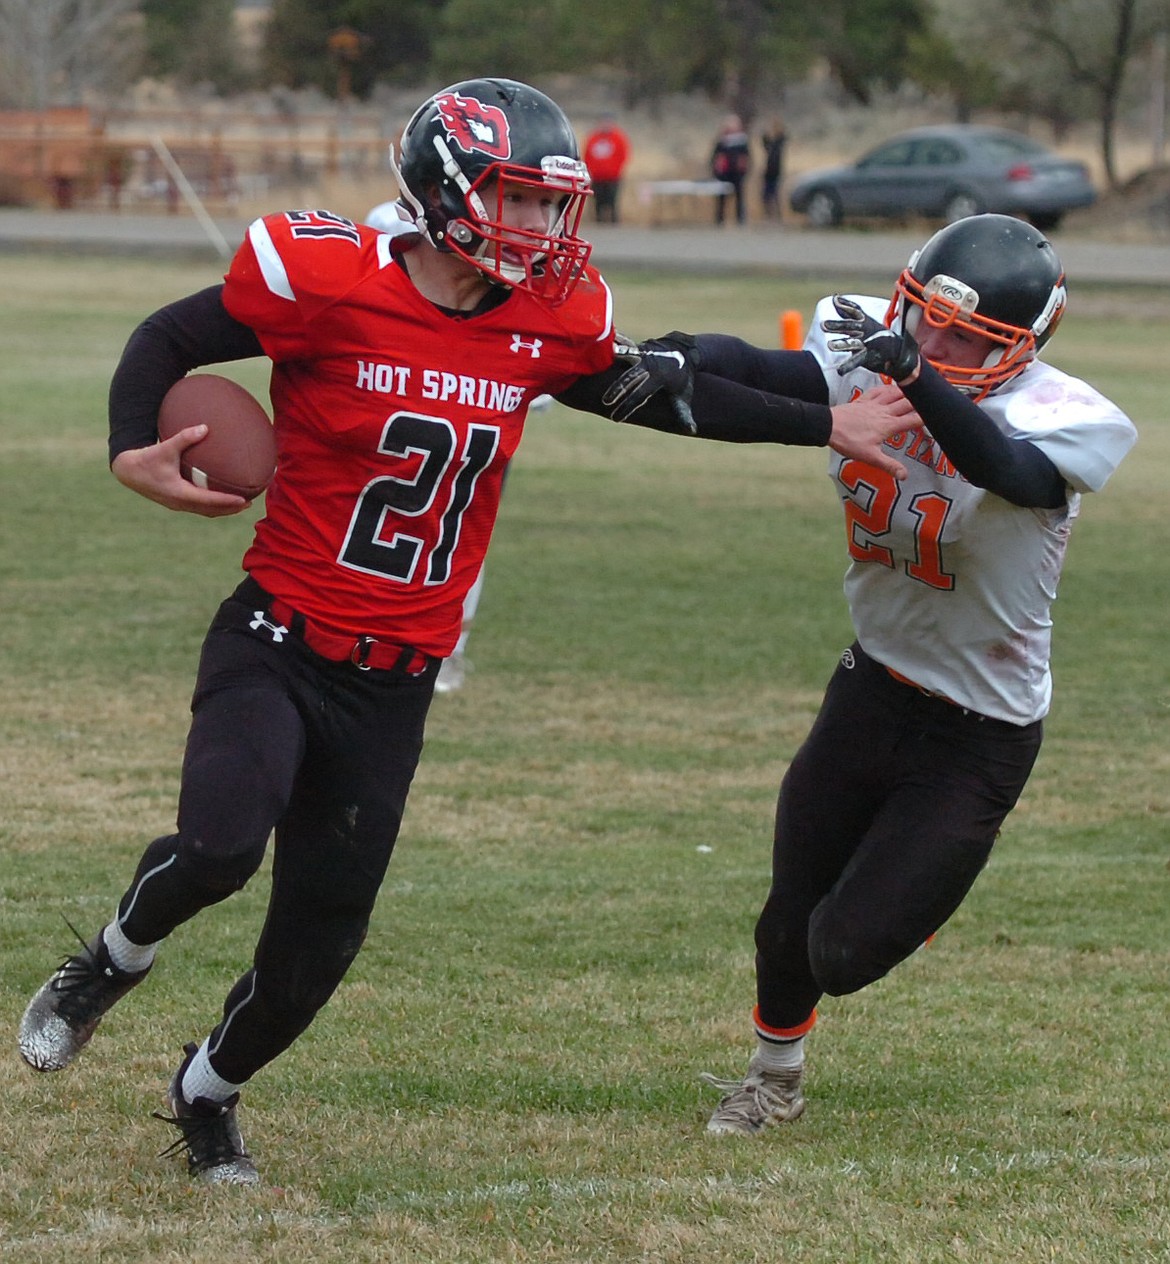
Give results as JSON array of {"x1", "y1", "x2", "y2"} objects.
[{"x1": 17, "y1": 78, "x2": 915, "y2": 1186}]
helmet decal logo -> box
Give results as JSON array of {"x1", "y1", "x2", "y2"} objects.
[
  {"x1": 921, "y1": 274, "x2": 979, "y2": 327},
  {"x1": 434, "y1": 91, "x2": 512, "y2": 161}
]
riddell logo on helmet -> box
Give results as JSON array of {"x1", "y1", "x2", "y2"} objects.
[{"x1": 435, "y1": 92, "x2": 512, "y2": 161}]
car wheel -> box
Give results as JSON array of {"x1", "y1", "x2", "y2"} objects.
[
  {"x1": 1030, "y1": 212, "x2": 1062, "y2": 231},
  {"x1": 805, "y1": 189, "x2": 842, "y2": 228},
  {"x1": 943, "y1": 191, "x2": 982, "y2": 223}
]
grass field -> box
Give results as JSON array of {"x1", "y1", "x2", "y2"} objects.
[{"x1": 1, "y1": 252, "x2": 1168, "y2": 1263}]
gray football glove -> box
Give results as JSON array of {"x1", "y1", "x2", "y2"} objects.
[
  {"x1": 822, "y1": 295, "x2": 920, "y2": 382},
  {"x1": 604, "y1": 331, "x2": 699, "y2": 434}
]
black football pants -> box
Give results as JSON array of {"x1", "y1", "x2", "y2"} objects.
[
  {"x1": 114, "y1": 584, "x2": 437, "y2": 1084},
  {"x1": 755, "y1": 642, "x2": 1043, "y2": 1030}
]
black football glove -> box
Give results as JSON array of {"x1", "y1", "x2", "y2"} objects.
[
  {"x1": 822, "y1": 295, "x2": 920, "y2": 382},
  {"x1": 604, "y1": 331, "x2": 700, "y2": 434}
]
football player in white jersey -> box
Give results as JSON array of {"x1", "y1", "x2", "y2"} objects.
[{"x1": 636, "y1": 214, "x2": 1138, "y2": 1135}]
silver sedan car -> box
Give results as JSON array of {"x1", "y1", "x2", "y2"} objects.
[{"x1": 788, "y1": 124, "x2": 1096, "y2": 231}]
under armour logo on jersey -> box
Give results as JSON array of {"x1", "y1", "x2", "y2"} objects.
[
  {"x1": 510, "y1": 335, "x2": 543, "y2": 358},
  {"x1": 250, "y1": 612, "x2": 289, "y2": 643}
]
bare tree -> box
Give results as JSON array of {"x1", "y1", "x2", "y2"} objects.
[
  {"x1": 714, "y1": 0, "x2": 778, "y2": 126},
  {"x1": 1019, "y1": 0, "x2": 1168, "y2": 188},
  {"x1": 0, "y1": 0, "x2": 141, "y2": 108},
  {"x1": 929, "y1": 0, "x2": 1170, "y2": 190}
]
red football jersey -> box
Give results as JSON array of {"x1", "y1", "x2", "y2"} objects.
[{"x1": 222, "y1": 210, "x2": 615, "y2": 656}]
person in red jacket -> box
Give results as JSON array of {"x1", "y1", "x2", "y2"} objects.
[{"x1": 583, "y1": 113, "x2": 631, "y2": 224}]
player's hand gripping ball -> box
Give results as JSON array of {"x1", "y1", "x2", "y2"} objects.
[{"x1": 157, "y1": 374, "x2": 277, "y2": 500}]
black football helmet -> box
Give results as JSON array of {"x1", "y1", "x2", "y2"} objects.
[
  {"x1": 886, "y1": 213, "x2": 1067, "y2": 400},
  {"x1": 389, "y1": 78, "x2": 593, "y2": 305}
]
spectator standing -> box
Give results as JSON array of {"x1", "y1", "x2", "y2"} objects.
[
  {"x1": 105, "y1": 151, "x2": 127, "y2": 211},
  {"x1": 583, "y1": 114, "x2": 631, "y2": 224},
  {"x1": 759, "y1": 117, "x2": 787, "y2": 219},
  {"x1": 710, "y1": 114, "x2": 751, "y2": 226}
]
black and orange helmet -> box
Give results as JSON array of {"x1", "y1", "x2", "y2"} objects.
[{"x1": 887, "y1": 213, "x2": 1067, "y2": 400}]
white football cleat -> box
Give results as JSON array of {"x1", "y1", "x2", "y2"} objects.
[
  {"x1": 701, "y1": 1056, "x2": 805, "y2": 1135},
  {"x1": 434, "y1": 651, "x2": 471, "y2": 694}
]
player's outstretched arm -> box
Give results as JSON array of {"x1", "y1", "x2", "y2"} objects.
[
  {"x1": 603, "y1": 332, "x2": 698, "y2": 433},
  {"x1": 829, "y1": 384, "x2": 920, "y2": 480},
  {"x1": 562, "y1": 335, "x2": 838, "y2": 446},
  {"x1": 111, "y1": 429, "x2": 251, "y2": 517}
]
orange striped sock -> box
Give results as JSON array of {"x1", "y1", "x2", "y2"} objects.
[{"x1": 753, "y1": 1004, "x2": 816, "y2": 1043}]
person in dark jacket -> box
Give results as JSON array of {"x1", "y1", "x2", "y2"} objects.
[
  {"x1": 760, "y1": 116, "x2": 787, "y2": 219},
  {"x1": 710, "y1": 114, "x2": 751, "y2": 225}
]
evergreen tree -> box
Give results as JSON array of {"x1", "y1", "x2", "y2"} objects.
[
  {"x1": 263, "y1": 0, "x2": 442, "y2": 98},
  {"x1": 141, "y1": 0, "x2": 248, "y2": 94}
]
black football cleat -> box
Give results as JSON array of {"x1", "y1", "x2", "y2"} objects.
[{"x1": 154, "y1": 1044, "x2": 260, "y2": 1186}]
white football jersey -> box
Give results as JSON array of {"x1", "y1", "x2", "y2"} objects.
[
  {"x1": 364, "y1": 201, "x2": 408, "y2": 232},
  {"x1": 805, "y1": 294, "x2": 1137, "y2": 724}
]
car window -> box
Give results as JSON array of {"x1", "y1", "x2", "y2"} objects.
[
  {"x1": 914, "y1": 140, "x2": 962, "y2": 166},
  {"x1": 975, "y1": 133, "x2": 1048, "y2": 161},
  {"x1": 858, "y1": 140, "x2": 915, "y2": 169}
]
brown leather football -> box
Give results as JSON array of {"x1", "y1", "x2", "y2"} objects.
[{"x1": 157, "y1": 374, "x2": 276, "y2": 500}]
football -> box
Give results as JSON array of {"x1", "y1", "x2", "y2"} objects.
[{"x1": 157, "y1": 374, "x2": 276, "y2": 500}]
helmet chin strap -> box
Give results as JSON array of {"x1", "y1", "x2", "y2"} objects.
[
  {"x1": 431, "y1": 133, "x2": 484, "y2": 247},
  {"x1": 388, "y1": 136, "x2": 500, "y2": 270},
  {"x1": 387, "y1": 143, "x2": 431, "y2": 240}
]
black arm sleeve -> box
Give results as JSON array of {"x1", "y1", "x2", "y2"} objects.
[
  {"x1": 556, "y1": 336, "x2": 832, "y2": 446},
  {"x1": 108, "y1": 284, "x2": 264, "y2": 464},
  {"x1": 901, "y1": 361, "x2": 1068, "y2": 508},
  {"x1": 693, "y1": 334, "x2": 830, "y2": 399}
]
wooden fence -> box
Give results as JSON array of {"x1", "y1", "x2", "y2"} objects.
[{"x1": 0, "y1": 105, "x2": 393, "y2": 212}]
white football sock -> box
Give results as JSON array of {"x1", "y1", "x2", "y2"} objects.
[
  {"x1": 179, "y1": 1040, "x2": 244, "y2": 1106},
  {"x1": 754, "y1": 1034, "x2": 804, "y2": 1073},
  {"x1": 102, "y1": 919, "x2": 159, "y2": 974}
]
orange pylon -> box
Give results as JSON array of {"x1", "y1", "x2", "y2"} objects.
[{"x1": 780, "y1": 309, "x2": 803, "y2": 349}]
